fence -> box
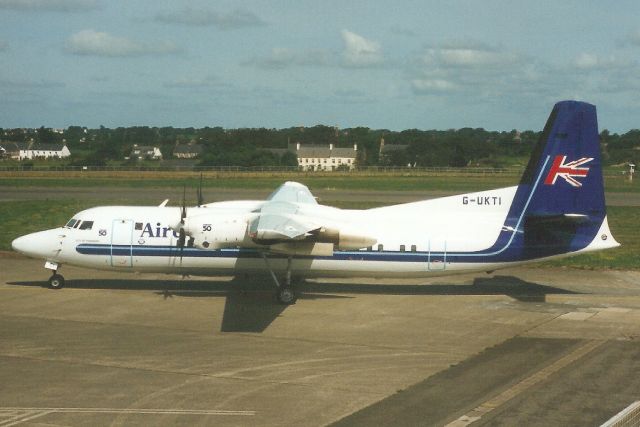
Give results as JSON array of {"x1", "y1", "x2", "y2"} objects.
[
  {"x1": 0, "y1": 164, "x2": 522, "y2": 174},
  {"x1": 0, "y1": 164, "x2": 626, "y2": 178}
]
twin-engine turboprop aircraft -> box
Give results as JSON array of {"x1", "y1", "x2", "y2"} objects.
[{"x1": 12, "y1": 101, "x2": 619, "y2": 304}]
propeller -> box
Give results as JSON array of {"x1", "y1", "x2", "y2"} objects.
[
  {"x1": 176, "y1": 185, "x2": 187, "y2": 263},
  {"x1": 173, "y1": 174, "x2": 207, "y2": 264}
]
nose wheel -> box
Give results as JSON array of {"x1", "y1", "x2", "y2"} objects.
[{"x1": 48, "y1": 272, "x2": 65, "y2": 289}]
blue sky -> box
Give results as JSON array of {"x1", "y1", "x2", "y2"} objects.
[{"x1": 1, "y1": 0, "x2": 640, "y2": 132}]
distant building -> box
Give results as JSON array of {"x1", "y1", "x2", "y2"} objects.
[
  {"x1": 293, "y1": 142, "x2": 357, "y2": 171},
  {"x1": 130, "y1": 144, "x2": 163, "y2": 160},
  {"x1": 0, "y1": 142, "x2": 27, "y2": 159},
  {"x1": 0, "y1": 141, "x2": 71, "y2": 160},
  {"x1": 378, "y1": 136, "x2": 408, "y2": 163},
  {"x1": 173, "y1": 143, "x2": 204, "y2": 159}
]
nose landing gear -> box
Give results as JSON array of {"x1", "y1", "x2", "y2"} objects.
[
  {"x1": 44, "y1": 261, "x2": 65, "y2": 289},
  {"x1": 48, "y1": 273, "x2": 65, "y2": 289}
]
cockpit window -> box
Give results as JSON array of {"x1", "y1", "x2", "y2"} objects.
[
  {"x1": 79, "y1": 221, "x2": 94, "y2": 230},
  {"x1": 65, "y1": 219, "x2": 78, "y2": 228},
  {"x1": 74, "y1": 221, "x2": 81, "y2": 228}
]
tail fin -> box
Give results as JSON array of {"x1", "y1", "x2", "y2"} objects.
[
  {"x1": 507, "y1": 101, "x2": 619, "y2": 258},
  {"x1": 520, "y1": 100, "x2": 604, "y2": 215}
]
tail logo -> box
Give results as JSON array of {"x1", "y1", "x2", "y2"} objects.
[{"x1": 544, "y1": 155, "x2": 593, "y2": 187}]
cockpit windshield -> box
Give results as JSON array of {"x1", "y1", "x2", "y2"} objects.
[
  {"x1": 64, "y1": 219, "x2": 94, "y2": 230},
  {"x1": 79, "y1": 221, "x2": 94, "y2": 230}
]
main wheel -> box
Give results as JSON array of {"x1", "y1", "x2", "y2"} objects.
[
  {"x1": 48, "y1": 273, "x2": 65, "y2": 289},
  {"x1": 276, "y1": 286, "x2": 297, "y2": 305}
]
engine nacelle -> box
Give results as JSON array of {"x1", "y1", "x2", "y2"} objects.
[
  {"x1": 183, "y1": 214, "x2": 250, "y2": 250},
  {"x1": 313, "y1": 227, "x2": 377, "y2": 250}
]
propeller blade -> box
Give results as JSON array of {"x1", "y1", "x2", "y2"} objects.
[
  {"x1": 181, "y1": 185, "x2": 186, "y2": 224},
  {"x1": 177, "y1": 228, "x2": 186, "y2": 248},
  {"x1": 197, "y1": 172, "x2": 204, "y2": 207},
  {"x1": 178, "y1": 228, "x2": 185, "y2": 265}
]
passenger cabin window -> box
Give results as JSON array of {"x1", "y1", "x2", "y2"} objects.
[
  {"x1": 377, "y1": 244, "x2": 384, "y2": 251},
  {"x1": 400, "y1": 245, "x2": 406, "y2": 252},
  {"x1": 135, "y1": 222, "x2": 143, "y2": 230},
  {"x1": 79, "y1": 221, "x2": 94, "y2": 230},
  {"x1": 411, "y1": 244, "x2": 417, "y2": 252}
]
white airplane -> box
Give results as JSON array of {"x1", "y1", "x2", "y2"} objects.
[{"x1": 12, "y1": 101, "x2": 619, "y2": 304}]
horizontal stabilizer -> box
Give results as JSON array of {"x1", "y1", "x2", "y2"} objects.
[{"x1": 525, "y1": 213, "x2": 590, "y2": 225}]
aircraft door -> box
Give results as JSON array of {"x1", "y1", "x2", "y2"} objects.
[
  {"x1": 111, "y1": 219, "x2": 133, "y2": 267},
  {"x1": 427, "y1": 239, "x2": 447, "y2": 271}
]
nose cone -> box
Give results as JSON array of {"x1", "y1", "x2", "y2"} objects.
[
  {"x1": 11, "y1": 235, "x2": 30, "y2": 254},
  {"x1": 12, "y1": 230, "x2": 62, "y2": 259}
]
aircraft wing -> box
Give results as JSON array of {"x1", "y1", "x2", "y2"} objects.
[
  {"x1": 181, "y1": 181, "x2": 375, "y2": 254},
  {"x1": 249, "y1": 199, "x2": 320, "y2": 242},
  {"x1": 249, "y1": 212, "x2": 320, "y2": 241},
  {"x1": 266, "y1": 181, "x2": 318, "y2": 204}
]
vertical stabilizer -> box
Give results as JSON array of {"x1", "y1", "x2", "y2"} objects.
[
  {"x1": 502, "y1": 101, "x2": 619, "y2": 259},
  {"x1": 520, "y1": 101, "x2": 604, "y2": 216}
]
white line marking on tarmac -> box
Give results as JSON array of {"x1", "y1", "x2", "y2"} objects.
[
  {"x1": 444, "y1": 340, "x2": 604, "y2": 427},
  {"x1": 0, "y1": 407, "x2": 255, "y2": 426},
  {"x1": 0, "y1": 411, "x2": 53, "y2": 427}
]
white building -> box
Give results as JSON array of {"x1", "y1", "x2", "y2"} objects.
[
  {"x1": 294, "y1": 143, "x2": 358, "y2": 171},
  {"x1": 130, "y1": 144, "x2": 163, "y2": 160},
  {"x1": 0, "y1": 142, "x2": 71, "y2": 160},
  {"x1": 173, "y1": 143, "x2": 204, "y2": 159}
]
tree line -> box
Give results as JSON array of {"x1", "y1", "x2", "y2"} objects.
[{"x1": 1, "y1": 125, "x2": 638, "y2": 168}]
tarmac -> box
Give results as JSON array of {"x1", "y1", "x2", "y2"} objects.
[{"x1": 1, "y1": 255, "x2": 640, "y2": 426}]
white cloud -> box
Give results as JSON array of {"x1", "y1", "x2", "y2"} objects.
[
  {"x1": 245, "y1": 47, "x2": 331, "y2": 69},
  {"x1": 421, "y1": 43, "x2": 519, "y2": 68},
  {"x1": 409, "y1": 41, "x2": 533, "y2": 98},
  {"x1": 164, "y1": 75, "x2": 219, "y2": 89},
  {"x1": 573, "y1": 53, "x2": 633, "y2": 70},
  {"x1": 244, "y1": 30, "x2": 384, "y2": 70},
  {"x1": 66, "y1": 29, "x2": 180, "y2": 57},
  {"x1": 574, "y1": 53, "x2": 600, "y2": 69},
  {"x1": 0, "y1": 0, "x2": 98, "y2": 12},
  {"x1": 411, "y1": 78, "x2": 459, "y2": 93},
  {"x1": 341, "y1": 30, "x2": 383, "y2": 67},
  {"x1": 155, "y1": 7, "x2": 265, "y2": 29}
]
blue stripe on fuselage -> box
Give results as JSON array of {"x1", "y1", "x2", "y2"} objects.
[{"x1": 74, "y1": 242, "x2": 581, "y2": 264}]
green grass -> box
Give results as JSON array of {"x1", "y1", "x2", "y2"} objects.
[
  {"x1": 0, "y1": 200, "x2": 103, "y2": 251},
  {"x1": 541, "y1": 206, "x2": 639, "y2": 270},
  {"x1": 1, "y1": 200, "x2": 637, "y2": 270},
  {"x1": 1, "y1": 174, "x2": 639, "y2": 193}
]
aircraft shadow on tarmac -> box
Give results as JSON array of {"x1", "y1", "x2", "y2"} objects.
[{"x1": 7, "y1": 275, "x2": 578, "y2": 333}]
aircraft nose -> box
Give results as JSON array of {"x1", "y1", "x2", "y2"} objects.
[
  {"x1": 11, "y1": 235, "x2": 29, "y2": 254},
  {"x1": 12, "y1": 230, "x2": 62, "y2": 259}
]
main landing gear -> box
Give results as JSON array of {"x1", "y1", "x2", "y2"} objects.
[{"x1": 261, "y1": 254, "x2": 298, "y2": 305}]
